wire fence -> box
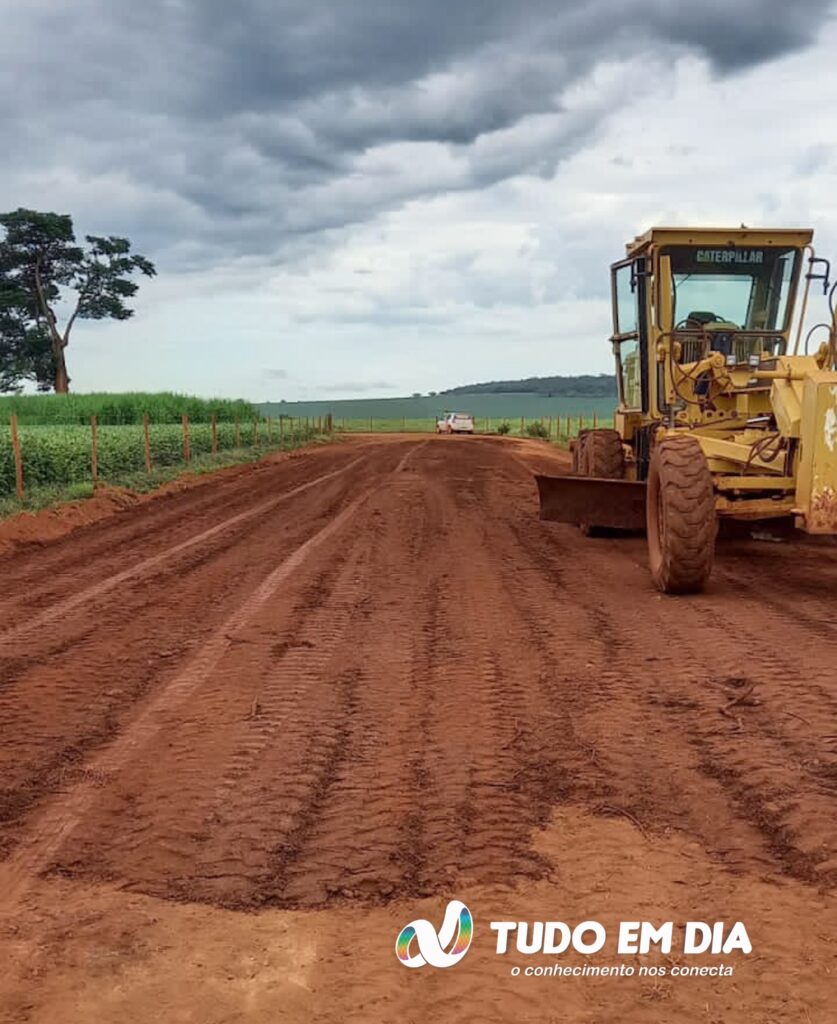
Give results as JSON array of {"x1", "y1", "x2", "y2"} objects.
[
  {"x1": 334, "y1": 414, "x2": 612, "y2": 439},
  {"x1": 2, "y1": 410, "x2": 611, "y2": 500}
]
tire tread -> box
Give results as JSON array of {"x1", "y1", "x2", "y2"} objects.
[{"x1": 647, "y1": 435, "x2": 715, "y2": 593}]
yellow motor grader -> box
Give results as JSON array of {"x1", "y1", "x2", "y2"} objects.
[{"x1": 536, "y1": 227, "x2": 837, "y2": 593}]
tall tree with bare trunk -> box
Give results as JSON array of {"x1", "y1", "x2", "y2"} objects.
[{"x1": 0, "y1": 209, "x2": 155, "y2": 393}]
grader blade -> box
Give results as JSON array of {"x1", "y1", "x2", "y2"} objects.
[{"x1": 535, "y1": 474, "x2": 647, "y2": 530}]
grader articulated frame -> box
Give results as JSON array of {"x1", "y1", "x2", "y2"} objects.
[{"x1": 536, "y1": 227, "x2": 837, "y2": 593}]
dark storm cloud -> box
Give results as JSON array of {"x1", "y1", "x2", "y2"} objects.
[
  {"x1": 650, "y1": 0, "x2": 832, "y2": 69},
  {"x1": 1, "y1": 0, "x2": 833, "y2": 270}
]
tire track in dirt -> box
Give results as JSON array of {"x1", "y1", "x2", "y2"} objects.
[
  {"x1": 0, "y1": 441, "x2": 389, "y2": 602},
  {"x1": 1, "y1": 434, "x2": 834, "y2": 926},
  {"x1": 0, "y1": 443, "x2": 422, "y2": 845},
  {"x1": 8, "y1": 441, "x2": 609, "y2": 911},
  {"x1": 0, "y1": 488, "x2": 377, "y2": 908},
  {"x1": 0, "y1": 456, "x2": 365, "y2": 645},
  {"x1": 488, "y1": 448, "x2": 837, "y2": 886},
  {"x1": 53, "y1": 539, "x2": 377, "y2": 906},
  {"x1": 257, "y1": 467, "x2": 446, "y2": 907},
  {"x1": 252, "y1": 445, "x2": 586, "y2": 906},
  {"x1": 0, "y1": 441, "x2": 421, "y2": 898},
  {"x1": 0, "y1": 487, "x2": 356, "y2": 821},
  {"x1": 1, "y1": 434, "x2": 836, "y2": 1024}
]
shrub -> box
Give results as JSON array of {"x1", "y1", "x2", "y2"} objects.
[{"x1": 525, "y1": 421, "x2": 549, "y2": 439}]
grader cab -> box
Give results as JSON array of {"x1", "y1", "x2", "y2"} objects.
[{"x1": 536, "y1": 227, "x2": 837, "y2": 593}]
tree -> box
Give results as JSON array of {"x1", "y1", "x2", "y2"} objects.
[
  {"x1": 0, "y1": 208, "x2": 155, "y2": 393},
  {"x1": 0, "y1": 325, "x2": 53, "y2": 394}
]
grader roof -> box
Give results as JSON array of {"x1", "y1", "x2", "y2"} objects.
[{"x1": 625, "y1": 226, "x2": 814, "y2": 258}]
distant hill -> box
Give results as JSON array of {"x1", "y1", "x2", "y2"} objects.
[{"x1": 441, "y1": 374, "x2": 616, "y2": 398}]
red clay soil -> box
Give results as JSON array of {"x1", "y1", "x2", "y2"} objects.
[
  {"x1": 0, "y1": 435, "x2": 834, "y2": 1023},
  {"x1": 0, "y1": 443, "x2": 346, "y2": 556}
]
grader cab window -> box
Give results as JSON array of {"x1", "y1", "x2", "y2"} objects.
[
  {"x1": 611, "y1": 260, "x2": 645, "y2": 410},
  {"x1": 664, "y1": 246, "x2": 799, "y2": 364},
  {"x1": 614, "y1": 264, "x2": 638, "y2": 335}
]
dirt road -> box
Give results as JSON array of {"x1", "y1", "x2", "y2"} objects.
[{"x1": 0, "y1": 435, "x2": 835, "y2": 1022}]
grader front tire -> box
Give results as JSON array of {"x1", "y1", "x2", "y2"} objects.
[{"x1": 646, "y1": 436, "x2": 716, "y2": 594}]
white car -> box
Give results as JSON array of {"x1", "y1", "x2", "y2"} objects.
[{"x1": 436, "y1": 412, "x2": 475, "y2": 435}]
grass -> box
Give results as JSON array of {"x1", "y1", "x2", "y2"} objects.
[
  {"x1": 0, "y1": 391, "x2": 257, "y2": 425},
  {"x1": 0, "y1": 480, "x2": 97, "y2": 519},
  {"x1": 335, "y1": 417, "x2": 435, "y2": 433}
]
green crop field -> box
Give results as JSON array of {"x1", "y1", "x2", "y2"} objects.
[
  {"x1": 0, "y1": 419, "x2": 318, "y2": 500},
  {"x1": 0, "y1": 391, "x2": 257, "y2": 426},
  {"x1": 260, "y1": 392, "x2": 615, "y2": 423}
]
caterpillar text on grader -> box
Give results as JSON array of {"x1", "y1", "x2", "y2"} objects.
[{"x1": 536, "y1": 227, "x2": 837, "y2": 593}]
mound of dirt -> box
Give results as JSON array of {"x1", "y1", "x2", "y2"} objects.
[{"x1": 0, "y1": 486, "x2": 143, "y2": 556}]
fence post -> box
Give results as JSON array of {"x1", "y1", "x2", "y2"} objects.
[
  {"x1": 143, "y1": 414, "x2": 152, "y2": 471},
  {"x1": 10, "y1": 414, "x2": 24, "y2": 500},
  {"x1": 280, "y1": 416, "x2": 285, "y2": 443},
  {"x1": 267, "y1": 417, "x2": 272, "y2": 443},
  {"x1": 327, "y1": 413, "x2": 333, "y2": 434},
  {"x1": 593, "y1": 411, "x2": 598, "y2": 429},
  {"x1": 253, "y1": 418, "x2": 259, "y2": 445},
  {"x1": 211, "y1": 414, "x2": 218, "y2": 456},
  {"x1": 234, "y1": 417, "x2": 240, "y2": 447},
  {"x1": 578, "y1": 414, "x2": 583, "y2": 434},
  {"x1": 182, "y1": 413, "x2": 191, "y2": 464},
  {"x1": 520, "y1": 416, "x2": 524, "y2": 435},
  {"x1": 91, "y1": 415, "x2": 98, "y2": 485}
]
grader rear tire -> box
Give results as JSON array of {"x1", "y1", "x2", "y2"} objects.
[
  {"x1": 646, "y1": 435, "x2": 716, "y2": 594},
  {"x1": 585, "y1": 429, "x2": 625, "y2": 480}
]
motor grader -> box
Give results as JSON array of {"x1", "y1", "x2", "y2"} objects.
[{"x1": 536, "y1": 227, "x2": 837, "y2": 593}]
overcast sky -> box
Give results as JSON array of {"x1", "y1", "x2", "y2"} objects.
[{"x1": 2, "y1": 0, "x2": 837, "y2": 400}]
